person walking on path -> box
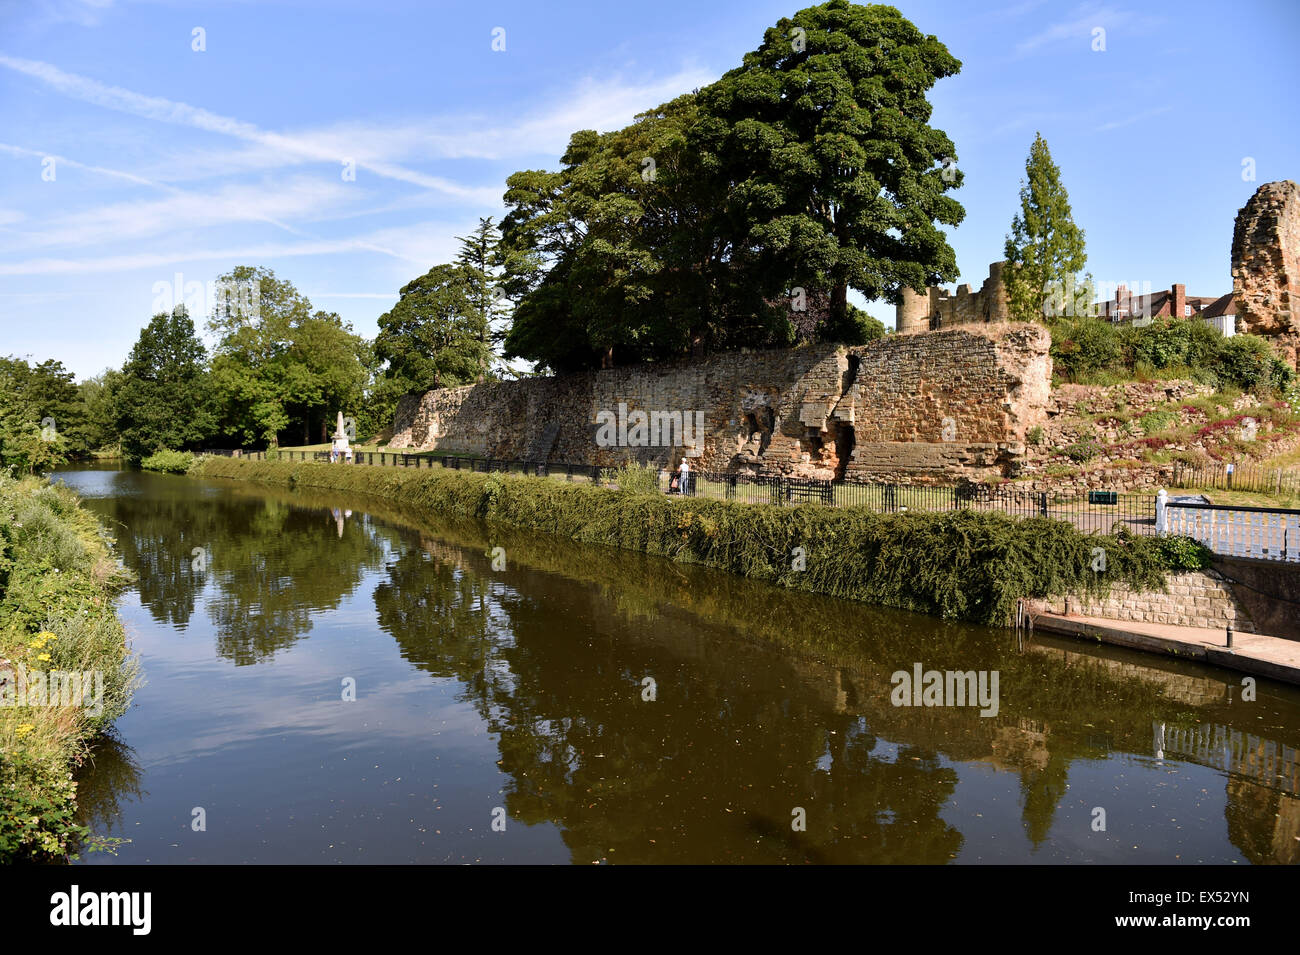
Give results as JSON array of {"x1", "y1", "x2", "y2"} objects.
[{"x1": 678, "y1": 457, "x2": 691, "y2": 497}]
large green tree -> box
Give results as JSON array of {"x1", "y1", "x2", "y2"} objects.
[
  {"x1": 374, "y1": 263, "x2": 492, "y2": 394},
  {"x1": 697, "y1": 0, "x2": 966, "y2": 330},
  {"x1": 79, "y1": 369, "x2": 122, "y2": 454},
  {"x1": 0, "y1": 356, "x2": 86, "y2": 471},
  {"x1": 501, "y1": 94, "x2": 793, "y2": 372},
  {"x1": 500, "y1": 106, "x2": 696, "y2": 372},
  {"x1": 500, "y1": 2, "x2": 964, "y2": 371},
  {"x1": 208, "y1": 266, "x2": 368, "y2": 447},
  {"x1": 114, "y1": 307, "x2": 215, "y2": 462},
  {"x1": 1003, "y1": 132, "x2": 1090, "y2": 321}
]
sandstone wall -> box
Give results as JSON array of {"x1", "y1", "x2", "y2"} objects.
[
  {"x1": 1232, "y1": 179, "x2": 1300, "y2": 369},
  {"x1": 1031, "y1": 569, "x2": 1256, "y2": 632},
  {"x1": 895, "y1": 261, "x2": 1012, "y2": 332},
  {"x1": 390, "y1": 323, "x2": 1053, "y2": 482}
]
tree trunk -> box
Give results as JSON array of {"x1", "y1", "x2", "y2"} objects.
[{"x1": 830, "y1": 281, "x2": 849, "y2": 329}]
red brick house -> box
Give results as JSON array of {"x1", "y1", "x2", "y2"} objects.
[{"x1": 1094, "y1": 283, "x2": 1236, "y2": 334}]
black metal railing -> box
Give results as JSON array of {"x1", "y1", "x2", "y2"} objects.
[{"x1": 226, "y1": 448, "x2": 1168, "y2": 531}]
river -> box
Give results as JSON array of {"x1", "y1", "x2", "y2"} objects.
[{"x1": 53, "y1": 466, "x2": 1300, "y2": 864}]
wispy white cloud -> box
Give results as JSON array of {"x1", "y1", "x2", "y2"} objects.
[
  {"x1": 27, "y1": 0, "x2": 116, "y2": 29},
  {"x1": 0, "y1": 141, "x2": 159, "y2": 188},
  {"x1": 140, "y1": 67, "x2": 716, "y2": 184},
  {"x1": 1, "y1": 177, "x2": 356, "y2": 250},
  {"x1": 0, "y1": 237, "x2": 409, "y2": 276},
  {"x1": 1093, "y1": 105, "x2": 1172, "y2": 132},
  {"x1": 0, "y1": 54, "x2": 711, "y2": 287},
  {"x1": 0, "y1": 141, "x2": 311, "y2": 239},
  {"x1": 0, "y1": 216, "x2": 478, "y2": 276},
  {"x1": 0, "y1": 54, "x2": 498, "y2": 203},
  {"x1": 1014, "y1": 4, "x2": 1162, "y2": 55}
]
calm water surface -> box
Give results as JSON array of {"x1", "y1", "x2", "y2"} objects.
[{"x1": 53, "y1": 466, "x2": 1300, "y2": 864}]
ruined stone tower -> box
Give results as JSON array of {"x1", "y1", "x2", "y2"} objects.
[
  {"x1": 1232, "y1": 180, "x2": 1300, "y2": 369},
  {"x1": 894, "y1": 261, "x2": 1012, "y2": 332},
  {"x1": 897, "y1": 286, "x2": 931, "y2": 334}
]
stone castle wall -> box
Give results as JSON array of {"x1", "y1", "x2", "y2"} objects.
[
  {"x1": 390, "y1": 323, "x2": 1052, "y2": 483},
  {"x1": 1232, "y1": 179, "x2": 1300, "y2": 369},
  {"x1": 1031, "y1": 569, "x2": 1256, "y2": 633},
  {"x1": 896, "y1": 261, "x2": 1012, "y2": 333}
]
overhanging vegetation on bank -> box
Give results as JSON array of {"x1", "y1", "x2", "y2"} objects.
[
  {"x1": 0, "y1": 475, "x2": 139, "y2": 863},
  {"x1": 195, "y1": 457, "x2": 1208, "y2": 627}
]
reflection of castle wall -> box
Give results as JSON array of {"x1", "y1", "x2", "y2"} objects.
[
  {"x1": 1226, "y1": 779, "x2": 1300, "y2": 865},
  {"x1": 1028, "y1": 641, "x2": 1226, "y2": 707},
  {"x1": 396, "y1": 504, "x2": 1299, "y2": 863}
]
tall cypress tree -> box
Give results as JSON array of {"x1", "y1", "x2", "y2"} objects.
[
  {"x1": 454, "y1": 217, "x2": 511, "y2": 378},
  {"x1": 1003, "y1": 133, "x2": 1090, "y2": 321}
]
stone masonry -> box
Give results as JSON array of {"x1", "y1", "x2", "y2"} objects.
[
  {"x1": 1031, "y1": 569, "x2": 1256, "y2": 633},
  {"x1": 390, "y1": 323, "x2": 1053, "y2": 483},
  {"x1": 1232, "y1": 179, "x2": 1300, "y2": 369},
  {"x1": 896, "y1": 261, "x2": 1012, "y2": 334}
]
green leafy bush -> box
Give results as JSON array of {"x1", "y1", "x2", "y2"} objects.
[
  {"x1": 1156, "y1": 535, "x2": 1213, "y2": 570},
  {"x1": 1063, "y1": 440, "x2": 1100, "y2": 463},
  {"x1": 140, "y1": 449, "x2": 197, "y2": 474},
  {"x1": 0, "y1": 751, "x2": 83, "y2": 861},
  {"x1": 1051, "y1": 318, "x2": 1122, "y2": 382},
  {"x1": 1138, "y1": 410, "x2": 1177, "y2": 434},
  {"x1": 601, "y1": 461, "x2": 661, "y2": 495},
  {"x1": 1215, "y1": 335, "x2": 1293, "y2": 393},
  {"x1": 194, "y1": 457, "x2": 1194, "y2": 628},
  {"x1": 1049, "y1": 316, "x2": 1293, "y2": 393},
  {"x1": 1026, "y1": 426, "x2": 1045, "y2": 446}
]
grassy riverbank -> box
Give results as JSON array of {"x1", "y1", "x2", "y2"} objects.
[
  {"x1": 0, "y1": 474, "x2": 139, "y2": 862},
  {"x1": 195, "y1": 457, "x2": 1208, "y2": 626}
]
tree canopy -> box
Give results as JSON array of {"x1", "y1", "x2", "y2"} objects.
[
  {"x1": 0, "y1": 356, "x2": 86, "y2": 472},
  {"x1": 114, "y1": 307, "x2": 214, "y2": 462},
  {"x1": 207, "y1": 266, "x2": 368, "y2": 447},
  {"x1": 374, "y1": 263, "x2": 492, "y2": 394},
  {"x1": 1003, "y1": 132, "x2": 1091, "y2": 321},
  {"x1": 501, "y1": 1, "x2": 965, "y2": 372}
]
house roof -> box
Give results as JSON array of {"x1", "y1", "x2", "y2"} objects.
[
  {"x1": 1199, "y1": 293, "x2": 1237, "y2": 318},
  {"x1": 1094, "y1": 287, "x2": 1231, "y2": 318}
]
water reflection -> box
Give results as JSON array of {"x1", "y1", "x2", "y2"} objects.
[
  {"x1": 72, "y1": 733, "x2": 145, "y2": 855},
  {"x1": 57, "y1": 468, "x2": 1300, "y2": 863}
]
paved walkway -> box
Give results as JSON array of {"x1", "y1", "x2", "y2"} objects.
[{"x1": 1031, "y1": 611, "x2": 1300, "y2": 687}]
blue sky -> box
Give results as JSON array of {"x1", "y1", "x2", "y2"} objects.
[{"x1": 1, "y1": 0, "x2": 1296, "y2": 381}]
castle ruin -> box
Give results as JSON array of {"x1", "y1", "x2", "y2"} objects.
[
  {"x1": 897, "y1": 261, "x2": 1011, "y2": 334},
  {"x1": 1232, "y1": 180, "x2": 1300, "y2": 370}
]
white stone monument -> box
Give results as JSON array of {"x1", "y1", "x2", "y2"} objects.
[{"x1": 331, "y1": 411, "x2": 350, "y2": 460}]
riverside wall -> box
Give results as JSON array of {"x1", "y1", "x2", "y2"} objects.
[{"x1": 389, "y1": 323, "x2": 1052, "y2": 483}]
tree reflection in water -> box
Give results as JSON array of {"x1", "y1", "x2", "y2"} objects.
[{"x1": 66, "y1": 468, "x2": 1300, "y2": 863}]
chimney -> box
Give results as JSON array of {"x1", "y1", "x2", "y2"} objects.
[{"x1": 1171, "y1": 283, "x2": 1186, "y2": 318}]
